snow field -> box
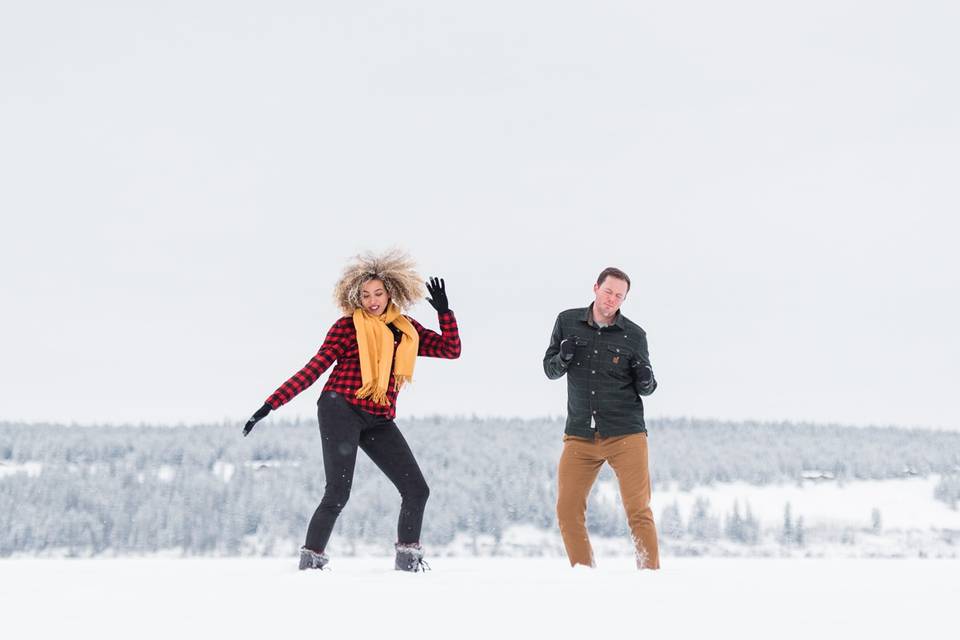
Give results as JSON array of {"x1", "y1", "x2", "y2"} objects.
[{"x1": 2, "y1": 557, "x2": 956, "y2": 640}]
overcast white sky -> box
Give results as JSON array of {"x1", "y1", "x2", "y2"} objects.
[{"x1": 2, "y1": 1, "x2": 958, "y2": 429}]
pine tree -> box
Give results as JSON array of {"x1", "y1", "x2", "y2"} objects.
[
  {"x1": 742, "y1": 503, "x2": 760, "y2": 545},
  {"x1": 934, "y1": 474, "x2": 960, "y2": 510},
  {"x1": 782, "y1": 502, "x2": 794, "y2": 546},
  {"x1": 688, "y1": 497, "x2": 720, "y2": 541},
  {"x1": 660, "y1": 501, "x2": 684, "y2": 539},
  {"x1": 724, "y1": 500, "x2": 744, "y2": 543}
]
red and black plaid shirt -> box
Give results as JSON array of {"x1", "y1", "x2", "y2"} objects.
[{"x1": 265, "y1": 310, "x2": 461, "y2": 419}]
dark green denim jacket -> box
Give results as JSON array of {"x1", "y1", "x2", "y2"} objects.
[{"x1": 543, "y1": 304, "x2": 657, "y2": 437}]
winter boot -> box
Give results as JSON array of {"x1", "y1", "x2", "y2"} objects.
[
  {"x1": 394, "y1": 542, "x2": 430, "y2": 572},
  {"x1": 299, "y1": 546, "x2": 329, "y2": 571}
]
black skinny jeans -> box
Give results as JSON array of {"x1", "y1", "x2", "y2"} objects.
[{"x1": 305, "y1": 391, "x2": 430, "y2": 552}]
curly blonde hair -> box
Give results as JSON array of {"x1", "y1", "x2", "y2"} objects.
[{"x1": 333, "y1": 248, "x2": 426, "y2": 315}]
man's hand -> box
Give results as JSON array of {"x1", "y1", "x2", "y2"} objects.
[
  {"x1": 559, "y1": 337, "x2": 580, "y2": 362},
  {"x1": 633, "y1": 362, "x2": 653, "y2": 385},
  {"x1": 425, "y1": 277, "x2": 449, "y2": 314},
  {"x1": 243, "y1": 403, "x2": 272, "y2": 437},
  {"x1": 631, "y1": 361, "x2": 655, "y2": 393}
]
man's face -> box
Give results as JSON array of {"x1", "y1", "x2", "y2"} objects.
[{"x1": 593, "y1": 276, "x2": 629, "y2": 319}]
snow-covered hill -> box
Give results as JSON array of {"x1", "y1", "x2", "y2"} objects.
[
  {"x1": 652, "y1": 475, "x2": 960, "y2": 530},
  {"x1": 3, "y1": 417, "x2": 959, "y2": 558}
]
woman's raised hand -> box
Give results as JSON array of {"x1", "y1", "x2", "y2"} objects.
[{"x1": 425, "y1": 277, "x2": 449, "y2": 314}]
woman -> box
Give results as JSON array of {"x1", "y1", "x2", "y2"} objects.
[{"x1": 243, "y1": 249, "x2": 461, "y2": 571}]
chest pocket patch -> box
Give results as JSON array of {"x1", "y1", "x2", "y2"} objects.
[{"x1": 606, "y1": 345, "x2": 631, "y2": 366}]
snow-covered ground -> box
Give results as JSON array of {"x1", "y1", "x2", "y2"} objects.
[{"x1": 2, "y1": 557, "x2": 956, "y2": 639}]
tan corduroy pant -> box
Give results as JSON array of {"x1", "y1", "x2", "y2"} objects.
[{"x1": 556, "y1": 432, "x2": 660, "y2": 569}]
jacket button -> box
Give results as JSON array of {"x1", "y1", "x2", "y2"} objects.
[{"x1": 591, "y1": 370, "x2": 596, "y2": 374}]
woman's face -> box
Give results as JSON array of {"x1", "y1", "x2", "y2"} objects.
[{"x1": 360, "y1": 279, "x2": 390, "y2": 316}]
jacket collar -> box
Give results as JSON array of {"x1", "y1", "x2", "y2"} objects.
[{"x1": 583, "y1": 303, "x2": 624, "y2": 330}]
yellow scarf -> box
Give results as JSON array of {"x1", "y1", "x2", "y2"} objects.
[{"x1": 352, "y1": 302, "x2": 419, "y2": 406}]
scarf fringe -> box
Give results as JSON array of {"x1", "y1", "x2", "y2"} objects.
[{"x1": 355, "y1": 375, "x2": 414, "y2": 406}]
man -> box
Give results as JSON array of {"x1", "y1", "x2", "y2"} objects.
[{"x1": 543, "y1": 267, "x2": 659, "y2": 569}]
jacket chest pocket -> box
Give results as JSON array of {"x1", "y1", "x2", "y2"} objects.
[{"x1": 605, "y1": 344, "x2": 632, "y2": 370}]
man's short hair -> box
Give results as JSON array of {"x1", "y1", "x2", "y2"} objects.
[{"x1": 596, "y1": 267, "x2": 631, "y2": 291}]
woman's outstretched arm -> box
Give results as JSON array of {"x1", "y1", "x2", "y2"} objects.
[
  {"x1": 243, "y1": 318, "x2": 351, "y2": 436},
  {"x1": 265, "y1": 318, "x2": 351, "y2": 408}
]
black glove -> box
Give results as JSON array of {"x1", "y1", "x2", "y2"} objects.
[
  {"x1": 632, "y1": 361, "x2": 655, "y2": 388},
  {"x1": 425, "y1": 277, "x2": 449, "y2": 314},
  {"x1": 559, "y1": 338, "x2": 578, "y2": 362},
  {"x1": 243, "y1": 403, "x2": 272, "y2": 437}
]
